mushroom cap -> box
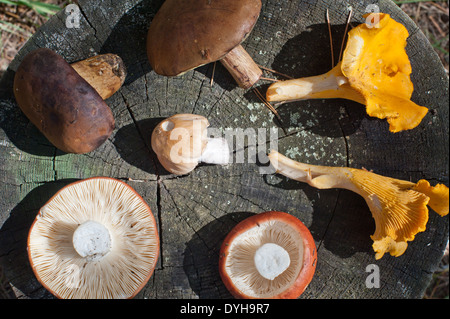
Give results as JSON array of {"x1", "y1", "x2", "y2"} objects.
[
  {"x1": 13, "y1": 48, "x2": 115, "y2": 154},
  {"x1": 151, "y1": 114, "x2": 210, "y2": 175},
  {"x1": 27, "y1": 177, "x2": 159, "y2": 299},
  {"x1": 147, "y1": 0, "x2": 262, "y2": 76},
  {"x1": 219, "y1": 211, "x2": 317, "y2": 299},
  {"x1": 341, "y1": 13, "x2": 428, "y2": 133}
]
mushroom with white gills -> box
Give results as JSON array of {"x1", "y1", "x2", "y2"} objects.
[
  {"x1": 27, "y1": 177, "x2": 159, "y2": 299},
  {"x1": 219, "y1": 211, "x2": 317, "y2": 299},
  {"x1": 147, "y1": 0, "x2": 263, "y2": 89},
  {"x1": 151, "y1": 114, "x2": 230, "y2": 175},
  {"x1": 13, "y1": 48, "x2": 126, "y2": 154}
]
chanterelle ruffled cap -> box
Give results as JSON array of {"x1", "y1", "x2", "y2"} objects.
[
  {"x1": 341, "y1": 13, "x2": 428, "y2": 133},
  {"x1": 266, "y1": 13, "x2": 428, "y2": 133},
  {"x1": 268, "y1": 150, "x2": 449, "y2": 260}
]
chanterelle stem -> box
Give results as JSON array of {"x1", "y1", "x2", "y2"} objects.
[{"x1": 266, "y1": 62, "x2": 365, "y2": 104}]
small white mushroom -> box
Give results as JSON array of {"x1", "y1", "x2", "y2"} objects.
[{"x1": 151, "y1": 114, "x2": 229, "y2": 175}]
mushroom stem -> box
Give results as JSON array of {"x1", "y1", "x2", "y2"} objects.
[
  {"x1": 220, "y1": 44, "x2": 263, "y2": 90},
  {"x1": 199, "y1": 137, "x2": 230, "y2": 165},
  {"x1": 268, "y1": 150, "x2": 449, "y2": 259},
  {"x1": 266, "y1": 62, "x2": 365, "y2": 104},
  {"x1": 254, "y1": 243, "x2": 291, "y2": 280},
  {"x1": 72, "y1": 220, "x2": 112, "y2": 262},
  {"x1": 268, "y1": 149, "x2": 361, "y2": 192},
  {"x1": 71, "y1": 54, "x2": 126, "y2": 100}
]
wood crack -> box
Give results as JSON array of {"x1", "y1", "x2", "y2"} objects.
[
  {"x1": 120, "y1": 92, "x2": 165, "y2": 271},
  {"x1": 316, "y1": 189, "x2": 342, "y2": 254},
  {"x1": 77, "y1": 3, "x2": 100, "y2": 45},
  {"x1": 191, "y1": 75, "x2": 207, "y2": 115},
  {"x1": 52, "y1": 147, "x2": 58, "y2": 181}
]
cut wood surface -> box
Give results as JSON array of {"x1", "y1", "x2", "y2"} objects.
[{"x1": 0, "y1": 0, "x2": 448, "y2": 299}]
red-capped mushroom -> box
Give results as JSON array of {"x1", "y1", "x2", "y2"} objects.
[{"x1": 219, "y1": 211, "x2": 317, "y2": 299}]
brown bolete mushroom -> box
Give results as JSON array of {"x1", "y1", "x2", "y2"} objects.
[
  {"x1": 151, "y1": 113, "x2": 229, "y2": 175},
  {"x1": 266, "y1": 13, "x2": 428, "y2": 133},
  {"x1": 27, "y1": 177, "x2": 159, "y2": 299},
  {"x1": 219, "y1": 211, "x2": 317, "y2": 299},
  {"x1": 13, "y1": 48, "x2": 126, "y2": 154},
  {"x1": 268, "y1": 150, "x2": 449, "y2": 260},
  {"x1": 146, "y1": 0, "x2": 263, "y2": 89}
]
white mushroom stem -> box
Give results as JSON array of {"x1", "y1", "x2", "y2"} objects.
[
  {"x1": 254, "y1": 243, "x2": 291, "y2": 280},
  {"x1": 73, "y1": 220, "x2": 112, "y2": 262},
  {"x1": 199, "y1": 137, "x2": 230, "y2": 165}
]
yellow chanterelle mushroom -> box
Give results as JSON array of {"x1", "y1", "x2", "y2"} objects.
[
  {"x1": 266, "y1": 13, "x2": 428, "y2": 133},
  {"x1": 268, "y1": 150, "x2": 449, "y2": 260}
]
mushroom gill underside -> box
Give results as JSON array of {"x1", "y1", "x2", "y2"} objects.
[
  {"x1": 224, "y1": 220, "x2": 304, "y2": 298},
  {"x1": 28, "y1": 179, "x2": 158, "y2": 299},
  {"x1": 352, "y1": 169, "x2": 431, "y2": 259}
]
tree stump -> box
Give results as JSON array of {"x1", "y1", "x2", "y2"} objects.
[{"x1": 0, "y1": 0, "x2": 448, "y2": 299}]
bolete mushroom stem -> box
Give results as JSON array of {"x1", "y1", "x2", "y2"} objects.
[
  {"x1": 220, "y1": 44, "x2": 263, "y2": 90},
  {"x1": 268, "y1": 150, "x2": 449, "y2": 259},
  {"x1": 71, "y1": 53, "x2": 126, "y2": 100}
]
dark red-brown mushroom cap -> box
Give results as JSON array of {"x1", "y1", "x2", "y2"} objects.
[
  {"x1": 13, "y1": 48, "x2": 115, "y2": 154},
  {"x1": 147, "y1": 0, "x2": 262, "y2": 76},
  {"x1": 219, "y1": 211, "x2": 317, "y2": 299}
]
